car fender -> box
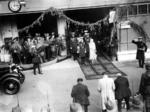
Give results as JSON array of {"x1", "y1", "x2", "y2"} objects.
[
  {"x1": 0, "y1": 72, "x2": 19, "y2": 83},
  {"x1": 2, "y1": 77, "x2": 20, "y2": 85}
]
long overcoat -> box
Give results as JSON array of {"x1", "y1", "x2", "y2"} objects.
[
  {"x1": 132, "y1": 40, "x2": 147, "y2": 60},
  {"x1": 79, "y1": 42, "x2": 86, "y2": 58},
  {"x1": 70, "y1": 38, "x2": 78, "y2": 53},
  {"x1": 98, "y1": 75, "x2": 115, "y2": 110},
  {"x1": 139, "y1": 71, "x2": 150, "y2": 98}
]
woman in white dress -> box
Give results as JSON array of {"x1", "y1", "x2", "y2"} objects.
[{"x1": 89, "y1": 38, "x2": 97, "y2": 63}]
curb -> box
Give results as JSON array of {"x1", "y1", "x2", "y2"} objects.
[{"x1": 22, "y1": 56, "x2": 70, "y2": 71}]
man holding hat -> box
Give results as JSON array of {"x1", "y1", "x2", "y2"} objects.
[
  {"x1": 132, "y1": 37, "x2": 147, "y2": 68},
  {"x1": 71, "y1": 78, "x2": 90, "y2": 112},
  {"x1": 114, "y1": 73, "x2": 131, "y2": 112}
]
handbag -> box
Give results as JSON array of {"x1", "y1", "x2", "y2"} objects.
[
  {"x1": 70, "y1": 99, "x2": 83, "y2": 112},
  {"x1": 105, "y1": 97, "x2": 114, "y2": 110},
  {"x1": 104, "y1": 79, "x2": 114, "y2": 111}
]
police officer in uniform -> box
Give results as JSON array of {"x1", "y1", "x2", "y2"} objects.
[{"x1": 132, "y1": 37, "x2": 147, "y2": 68}]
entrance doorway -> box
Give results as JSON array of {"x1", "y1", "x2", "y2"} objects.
[{"x1": 64, "y1": 7, "x2": 118, "y2": 61}]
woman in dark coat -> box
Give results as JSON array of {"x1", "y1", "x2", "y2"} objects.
[{"x1": 139, "y1": 63, "x2": 150, "y2": 112}]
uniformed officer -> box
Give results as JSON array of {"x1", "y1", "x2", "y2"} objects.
[{"x1": 132, "y1": 37, "x2": 147, "y2": 68}]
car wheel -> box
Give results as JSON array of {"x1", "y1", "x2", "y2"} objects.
[{"x1": 3, "y1": 78, "x2": 20, "y2": 95}]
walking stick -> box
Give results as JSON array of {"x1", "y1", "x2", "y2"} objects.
[
  {"x1": 40, "y1": 90, "x2": 51, "y2": 112},
  {"x1": 12, "y1": 94, "x2": 21, "y2": 112},
  {"x1": 46, "y1": 90, "x2": 51, "y2": 112},
  {"x1": 132, "y1": 80, "x2": 134, "y2": 97}
]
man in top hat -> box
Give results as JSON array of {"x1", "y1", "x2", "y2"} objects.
[
  {"x1": 114, "y1": 73, "x2": 131, "y2": 112},
  {"x1": 71, "y1": 78, "x2": 90, "y2": 112},
  {"x1": 132, "y1": 37, "x2": 147, "y2": 68},
  {"x1": 139, "y1": 63, "x2": 150, "y2": 112}
]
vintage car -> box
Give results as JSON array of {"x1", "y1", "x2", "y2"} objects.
[{"x1": 0, "y1": 63, "x2": 25, "y2": 95}]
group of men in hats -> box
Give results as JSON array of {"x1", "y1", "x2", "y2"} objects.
[{"x1": 71, "y1": 71, "x2": 131, "y2": 112}]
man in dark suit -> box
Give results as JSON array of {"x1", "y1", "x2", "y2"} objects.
[
  {"x1": 32, "y1": 53, "x2": 42, "y2": 75},
  {"x1": 114, "y1": 73, "x2": 131, "y2": 112},
  {"x1": 79, "y1": 40, "x2": 86, "y2": 65},
  {"x1": 139, "y1": 63, "x2": 150, "y2": 112},
  {"x1": 83, "y1": 30, "x2": 90, "y2": 62},
  {"x1": 70, "y1": 33, "x2": 78, "y2": 61},
  {"x1": 132, "y1": 37, "x2": 147, "y2": 68},
  {"x1": 71, "y1": 78, "x2": 90, "y2": 112}
]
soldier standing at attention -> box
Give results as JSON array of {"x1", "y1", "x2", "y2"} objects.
[{"x1": 132, "y1": 37, "x2": 147, "y2": 68}]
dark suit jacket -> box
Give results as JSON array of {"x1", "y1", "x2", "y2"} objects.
[
  {"x1": 79, "y1": 42, "x2": 86, "y2": 57},
  {"x1": 139, "y1": 71, "x2": 150, "y2": 98},
  {"x1": 71, "y1": 83, "x2": 90, "y2": 105},
  {"x1": 115, "y1": 76, "x2": 131, "y2": 99}
]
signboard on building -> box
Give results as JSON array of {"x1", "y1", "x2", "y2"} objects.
[{"x1": 118, "y1": 20, "x2": 131, "y2": 29}]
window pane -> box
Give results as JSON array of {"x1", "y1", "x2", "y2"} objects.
[
  {"x1": 118, "y1": 6, "x2": 127, "y2": 18},
  {"x1": 128, "y1": 5, "x2": 137, "y2": 15},
  {"x1": 138, "y1": 4, "x2": 147, "y2": 14}
]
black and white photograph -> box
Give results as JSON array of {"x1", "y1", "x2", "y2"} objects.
[{"x1": 0, "y1": 0, "x2": 150, "y2": 112}]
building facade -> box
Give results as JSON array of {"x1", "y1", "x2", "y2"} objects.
[{"x1": 0, "y1": 0, "x2": 150, "y2": 61}]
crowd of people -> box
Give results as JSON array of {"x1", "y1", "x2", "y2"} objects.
[
  {"x1": 71, "y1": 72, "x2": 131, "y2": 112},
  {"x1": 69, "y1": 30, "x2": 97, "y2": 65},
  {"x1": 71, "y1": 66, "x2": 150, "y2": 112},
  {"x1": 0, "y1": 32, "x2": 66, "y2": 65}
]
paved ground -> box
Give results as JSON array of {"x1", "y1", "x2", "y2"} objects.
[{"x1": 0, "y1": 59, "x2": 146, "y2": 112}]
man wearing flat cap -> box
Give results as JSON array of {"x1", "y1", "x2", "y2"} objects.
[
  {"x1": 71, "y1": 78, "x2": 90, "y2": 112},
  {"x1": 132, "y1": 37, "x2": 147, "y2": 68},
  {"x1": 139, "y1": 63, "x2": 150, "y2": 112}
]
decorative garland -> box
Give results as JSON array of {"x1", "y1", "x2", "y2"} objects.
[
  {"x1": 18, "y1": 7, "x2": 109, "y2": 33},
  {"x1": 20, "y1": 5, "x2": 149, "y2": 42},
  {"x1": 129, "y1": 21, "x2": 150, "y2": 41}
]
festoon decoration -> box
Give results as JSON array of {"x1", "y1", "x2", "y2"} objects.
[{"x1": 18, "y1": 7, "x2": 115, "y2": 33}]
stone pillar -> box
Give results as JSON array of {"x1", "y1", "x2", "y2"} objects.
[
  {"x1": 57, "y1": 17, "x2": 67, "y2": 56},
  {"x1": 57, "y1": 17, "x2": 66, "y2": 36},
  {"x1": 0, "y1": 16, "x2": 18, "y2": 62},
  {"x1": 0, "y1": 16, "x2": 18, "y2": 44}
]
